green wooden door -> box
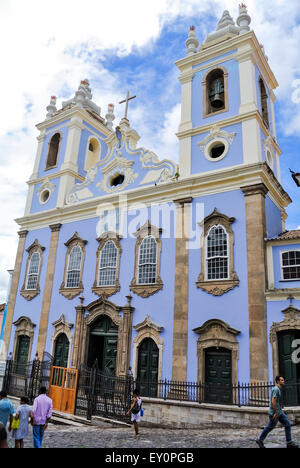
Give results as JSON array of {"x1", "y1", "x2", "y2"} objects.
[
  {"x1": 88, "y1": 315, "x2": 118, "y2": 376},
  {"x1": 137, "y1": 338, "x2": 159, "y2": 397},
  {"x1": 54, "y1": 334, "x2": 70, "y2": 368},
  {"x1": 278, "y1": 331, "x2": 300, "y2": 405},
  {"x1": 205, "y1": 347, "x2": 232, "y2": 404},
  {"x1": 16, "y1": 335, "x2": 30, "y2": 375}
]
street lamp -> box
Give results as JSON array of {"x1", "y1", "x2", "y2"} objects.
[{"x1": 290, "y1": 169, "x2": 300, "y2": 187}]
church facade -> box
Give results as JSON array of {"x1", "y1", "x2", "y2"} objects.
[{"x1": 3, "y1": 6, "x2": 300, "y2": 396}]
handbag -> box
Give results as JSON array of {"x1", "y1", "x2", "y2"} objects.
[{"x1": 11, "y1": 417, "x2": 20, "y2": 430}]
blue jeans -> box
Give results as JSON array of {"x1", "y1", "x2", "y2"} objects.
[
  {"x1": 259, "y1": 413, "x2": 292, "y2": 443},
  {"x1": 33, "y1": 425, "x2": 45, "y2": 448}
]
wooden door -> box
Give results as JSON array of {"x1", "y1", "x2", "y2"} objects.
[
  {"x1": 88, "y1": 315, "x2": 118, "y2": 376},
  {"x1": 205, "y1": 347, "x2": 232, "y2": 404},
  {"x1": 53, "y1": 334, "x2": 69, "y2": 368},
  {"x1": 49, "y1": 367, "x2": 78, "y2": 414},
  {"x1": 137, "y1": 338, "x2": 159, "y2": 397},
  {"x1": 278, "y1": 331, "x2": 300, "y2": 405},
  {"x1": 16, "y1": 336, "x2": 30, "y2": 375}
]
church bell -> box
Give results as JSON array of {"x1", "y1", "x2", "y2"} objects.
[{"x1": 209, "y1": 78, "x2": 225, "y2": 109}]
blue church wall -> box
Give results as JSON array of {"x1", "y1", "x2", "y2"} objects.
[
  {"x1": 272, "y1": 243, "x2": 300, "y2": 289},
  {"x1": 191, "y1": 58, "x2": 241, "y2": 129},
  {"x1": 77, "y1": 122, "x2": 108, "y2": 177},
  {"x1": 255, "y1": 65, "x2": 273, "y2": 136},
  {"x1": 30, "y1": 177, "x2": 60, "y2": 214},
  {"x1": 44, "y1": 203, "x2": 176, "y2": 378},
  {"x1": 187, "y1": 190, "x2": 250, "y2": 383},
  {"x1": 191, "y1": 122, "x2": 243, "y2": 175},
  {"x1": 192, "y1": 50, "x2": 237, "y2": 69},
  {"x1": 8, "y1": 227, "x2": 52, "y2": 359},
  {"x1": 265, "y1": 196, "x2": 283, "y2": 239},
  {"x1": 38, "y1": 122, "x2": 70, "y2": 178}
]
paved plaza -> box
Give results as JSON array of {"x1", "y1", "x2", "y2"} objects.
[{"x1": 5, "y1": 420, "x2": 300, "y2": 449}]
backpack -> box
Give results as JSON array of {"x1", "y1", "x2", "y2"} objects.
[{"x1": 131, "y1": 399, "x2": 142, "y2": 414}]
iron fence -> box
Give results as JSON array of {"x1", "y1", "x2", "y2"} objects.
[
  {"x1": 1, "y1": 354, "x2": 53, "y2": 404},
  {"x1": 133, "y1": 379, "x2": 300, "y2": 408}
]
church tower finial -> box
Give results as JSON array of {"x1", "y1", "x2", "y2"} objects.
[
  {"x1": 237, "y1": 4, "x2": 251, "y2": 34},
  {"x1": 46, "y1": 96, "x2": 57, "y2": 119},
  {"x1": 217, "y1": 10, "x2": 235, "y2": 30},
  {"x1": 105, "y1": 103, "x2": 115, "y2": 131},
  {"x1": 185, "y1": 26, "x2": 199, "y2": 56}
]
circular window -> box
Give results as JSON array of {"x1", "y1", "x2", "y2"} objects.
[
  {"x1": 40, "y1": 189, "x2": 50, "y2": 204},
  {"x1": 204, "y1": 139, "x2": 229, "y2": 162},
  {"x1": 110, "y1": 173, "x2": 125, "y2": 187}
]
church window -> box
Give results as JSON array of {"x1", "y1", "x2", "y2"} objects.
[
  {"x1": 84, "y1": 137, "x2": 101, "y2": 172},
  {"x1": 281, "y1": 251, "x2": 300, "y2": 280},
  {"x1": 46, "y1": 133, "x2": 60, "y2": 169},
  {"x1": 259, "y1": 78, "x2": 270, "y2": 129},
  {"x1": 209, "y1": 142, "x2": 226, "y2": 160},
  {"x1": 196, "y1": 209, "x2": 239, "y2": 296},
  {"x1": 110, "y1": 173, "x2": 125, "y2": 187},
  {"x1": 138, "y1": 236, "x2": 157, "y2": 285},
  {"x1": 206, "y1": 226, "x2": 229, "y2": 280},
  {"x1": 21, "y1": 240, "x2": 45, "y2": 301},
  {"x1": 98, "y1": 240, "x2": 118, "y2": 286},
  {"x1": 66, "y1": 246, "x2": 82, "y2": 288},
  {"x1": 130, "y1": 222, "x2": 163, "y2": 298},
  {"x1": 92, "y1": 233, "x2": 122, "y2": 297},
  {"x1": 203, "y1": 67, "x2": 229, "y2": 118},
  {"x1": 59, "y1": 232, "x2": 87, "y2": 300},
  {"x1": 26, "y1": 252, "x2": 40, "y2": 290}
]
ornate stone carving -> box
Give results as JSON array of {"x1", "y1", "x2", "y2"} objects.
[
  {"x1": 59, "y1": 232, "x2": 87, "y2": 300},
  {"x1": 92, "y1": 232, "x2": 122, "y2": 298},
  {"x1": 96, "y1": 154, "x2": 138, "y2": 194},
  {"x1": 130, "y1": 221, "x2": 163, "y2": 298},
  {"x1": 196, "y1": 208, "x2": 239, "y2": 296},
  {"x1": 20, "y1": 240, "x2": 45, "y2": 301},
  {"x1": 193, "y1": 319, "x2": 240, "y2": 383}
]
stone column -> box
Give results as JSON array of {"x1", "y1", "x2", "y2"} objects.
[
  {"x1": 116, "y1": 295, "x2": 134, "y2": 377},
  {"x1": 1, "y1": 230, "x2": 28, "y2": 359},
  {"x1": 242, "y1": 184, "x2": 269, "y2": 383},
  {"x1": 71, "y1": 297, "x2": 86, "y2": 369},
  {"x1": 36, "y1": 223, "x2": 62, "y2": 358},
  {"x1": 171, "y1": 198, "x2": 192, "y2": 382}
]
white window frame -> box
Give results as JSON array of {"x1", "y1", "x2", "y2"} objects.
[
  {"x1": 280, "y1": 249, "x2": 300, "y2": 281},
  {"x1": 66, "y1": 245, "x2": 82, "y2": 289},
  {"x1": 26, "y1": 252, "x2": 41, "y2": 290},
  {"x1": 137, "y1": 236, "x2": 157, "y2": 285},
  {"x1": 205, "y1": 224, "x2": 229, "y2": 281},
  {"x1": 98, "y1": 240, "x2": 118, "y2": 287}
]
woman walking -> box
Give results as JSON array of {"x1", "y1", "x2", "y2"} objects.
[
  {"x1": 11, "y1": 396, "x2": 31, "y2": 448},
  {"x1": 126, "y1": 388, "x2": 142, "y2": 438}
]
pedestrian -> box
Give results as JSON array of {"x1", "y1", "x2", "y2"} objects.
[
  {"x1": 256, "y1": 376, "x2": 299, "y2": 449},
  {"x1": 11, "y1": 396, "x2": 32, "y2": 449},
  {"x1": 0, "y1": 422, "x2": 9, "y2": 449},
  {"x1": 30, "y1": 386, "x2": 52, "y2": 449},
  {"x1": 126, "y1": 388, "x2": 142, "y2": 438},
  {"x1": 0, "y1": 391, "x2": 14, "y2": 432}
]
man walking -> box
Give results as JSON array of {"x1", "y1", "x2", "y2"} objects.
[
  {"x1": 256, "y1": 376, "x2": 299, "y2": 449},
  {"x1": 0, "y1": 391, "x2": 14, "y2": 432},
  {"x1": 30, "y1": 386, "x2": 52, "y2": 448}
]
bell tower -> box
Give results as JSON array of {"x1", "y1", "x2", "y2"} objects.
[{"x1": 176, "y1": 5, "x2": 281, "y2": 182}]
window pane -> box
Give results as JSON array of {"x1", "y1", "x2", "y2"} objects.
[
  {"x1": 66, "y1": 246, "x2": 82, "y2": 288},
  {"x1": 206, "y1": 226, "x2": 228, "y2": 280},
  {"x1": 138, "y1": 237, "x2": 157, "y2": 284},
  {"x1": 98, "y1": 241, "x2": 117, "y2": 286},
  {"x1": 26, "y1": 252, "x2": 40, "y2": 289}
]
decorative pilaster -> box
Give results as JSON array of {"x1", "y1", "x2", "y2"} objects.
[
  {"x1": 71, "y1": 296, "x2": 85, "y2": 369},
  {"x1": 1, "y1": 230, "x2": 28, "y2": 359},
  {"x1": 242, "y1": 183, "x2": 269, "y2": 383},
  {"x1": 116, "y1": 295, "x2": 134, "y2": 377},
  {"x1": 36, "y1": 223, "x2": 62, "y2": 358},
  {"x1": 171, "y1": 197, "x2": 192, "y2": 382}
]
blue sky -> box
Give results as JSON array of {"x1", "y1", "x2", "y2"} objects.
[{"x1": 0, "y1": 0, "x2": 299, "y2": 303}]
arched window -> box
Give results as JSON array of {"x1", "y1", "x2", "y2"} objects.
[
  {"x1": 46, "y1": 133, "x2": 60, "y2": 169},
  {"x1": 66, "y1": 245, "x2": 82, "y2": 288},
  {"x1": 196, "y1": 209, "x2": 239, "y2": 295},
  {"x1": 206, "y1": 225, "x2": 229, "y2": 280},
  {"x1": 84, "y1": 137, "x2": 101, "y2": 172},
  {"x1": 203, "y1": 67, "x2": 228, "y2": 117},
  {"x1": 26, "y1": 252, "x2": 40, "y2": 290},
  {"x1": 138, "y1": 236, "x2": 157, "y2": 285},
  {"x1": 98, "y1": 240, "x2": 118, "y2": 286},
  {"x1": 259, "y1": 78, "x2": 269, "y2": 129},
  {"x1": 53, "y1": 333, "x2": 70, "y2": 368}
]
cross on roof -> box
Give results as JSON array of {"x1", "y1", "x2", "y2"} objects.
[{"x1": 119, "y1": 91, "x2": 136, "y2": 120}]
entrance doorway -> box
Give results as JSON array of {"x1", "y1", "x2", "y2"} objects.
[
  {"x1": 53, "y1": 333, "x2": 69, "y2": 368},
  {"x1": 15, "y1": 335, "x2": 30, "y2": 375},
  {"x1": 204, "y1": 347, "x2": 232, "y2": 404},
  {"x1": 137, "y1": 338, "x2": 159, "y2": 397},
  {"x1": 278, "y1": 330, "x2": 300, "y2": 405},
  {"x1": 87, "y1": 315, "x2": 118, "y2": 376}
]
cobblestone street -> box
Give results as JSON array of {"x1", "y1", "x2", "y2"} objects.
[{"x1": 6, "y1": 420, "x2": 300, "y2": 449}]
